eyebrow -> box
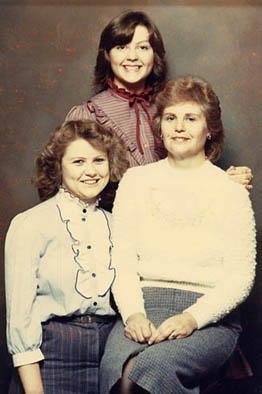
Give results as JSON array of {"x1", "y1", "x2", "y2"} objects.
[{"x1": 164, "y1": 112, "x2": 201, "y2": 116}]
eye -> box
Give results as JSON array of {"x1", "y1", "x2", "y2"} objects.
[
  {"x1": 138, "y1": 44, "x2": 150, "y2": 51},
  {"x1": 164, "y1": 114, "x2": 176, "y2": 121},
  {"x1": 115, "y1": 45, "x2": 126, "y2": 51},
  {"x1": 94, "y1": 157, "x2": 107, "y2": 163},
  {"x1": 72, "y1": 159, "x2": 84, "y2": 165},
  {"x1": 186, "y1": 116, "x2": 197, "y2": 122}
]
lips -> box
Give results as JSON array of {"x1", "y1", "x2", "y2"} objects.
[
  {"x1": 171, "y1": 137, "x2": 190, "y2": 142},
  {"x1": 122, "y1": 65, "x2": 142, "y2": 71},
  {"x1": 81, "y1": 179, "x2": 99, "y2": 185}
]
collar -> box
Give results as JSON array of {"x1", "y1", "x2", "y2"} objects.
[{"x1": 57, "y1": 187, "x2": 99, "y2": 214}]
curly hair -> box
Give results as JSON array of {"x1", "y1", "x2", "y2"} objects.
[
  {"x1": 153, "y1": 75, "x2": 225, "y2": 162},
  {"x1": 94, "y1": 10, "x2": 167, "y2": 97},
  {"x1": 33, "y1": 120, "x2": 129, "y2": 201}
]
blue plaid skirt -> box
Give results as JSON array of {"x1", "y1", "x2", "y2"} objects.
[
  {"x1": 8, "y1": 315, "x2": 115, "y2": 394},
  {"x1": 100, "y1": 287, "x2": 241, "y2": 394}
]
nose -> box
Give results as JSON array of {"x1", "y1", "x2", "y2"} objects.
[
  {"x1": 175, "y1": 119, "x2": 185, "y2": 133},
  {"x1": 127, "y1": 46, "x2": 138, "y2": 61},
  {"x1": 84, "y1": 163, "x2": 96, "y2": 177}
]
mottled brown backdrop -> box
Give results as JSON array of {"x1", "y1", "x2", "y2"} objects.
[{"x1": 0, "y1": 0, "x2": 261, "y2": 392}]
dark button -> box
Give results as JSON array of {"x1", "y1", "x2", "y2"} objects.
[
  {"x1": 93, "y1": 302, "x2": 97, "y2": 306},
  {"x1": 87, "y1": 245, "x2": 92, "y2": 249},
  {"x1": 92, "y1": 273, "x2": 96, "y2": 278},
  {"x1": 82, "y1": 208, "x2": 87, "y2": 213},
  {"x1": 81, "y1": 217, "x2": 86, "y2": 222}
]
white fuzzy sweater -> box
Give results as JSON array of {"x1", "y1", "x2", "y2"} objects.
[{"x1": 111, "y1": 158, "x2": 256, "y2": 329}]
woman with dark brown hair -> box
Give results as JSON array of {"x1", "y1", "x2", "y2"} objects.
[
  {"x1": 99, "y1": 75, "x2": 256, "y2": 394},
  {"x1": 65, "y1": 10, "x2": 253, "y2": 191},
  {"x1": 5, "y1": 120, "x2": 128, "y2": 394}
]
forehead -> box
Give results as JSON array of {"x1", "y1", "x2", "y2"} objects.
[
  {"x1": 63, "y1": 138, "x2": 106, "y2": 158},
  {"x1": 163, "y1": 101, "x2": 204, "y2": 115},
  {"x1": 131, "y1": 25, "x2": 150, "y2": 43}
]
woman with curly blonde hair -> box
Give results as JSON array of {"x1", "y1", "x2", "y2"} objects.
[{"x1": 5, "y1": 119, "x2": 128, "y2": 394}]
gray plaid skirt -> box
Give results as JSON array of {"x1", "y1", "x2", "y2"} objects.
[
  {"x1": 8, "y1": 316, "x2": 115, "y2": 394},
  {"x1": 99, "y1": 287, "x2": 241, "y2": 394}
]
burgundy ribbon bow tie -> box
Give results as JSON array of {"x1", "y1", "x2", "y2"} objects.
[{"x1": 107, "y1": 79, "x2": 158, "y2": 155}]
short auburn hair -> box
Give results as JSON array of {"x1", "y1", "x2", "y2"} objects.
[
  {"x1": 33, "y1": 120, "x2": 129, "y2": 201},
  {"x1": 94, "y1": 10, "x2": 167, "y2": 96},
  {"x1": 153, "y1": 75, "x2": 224, "y2": 162}
]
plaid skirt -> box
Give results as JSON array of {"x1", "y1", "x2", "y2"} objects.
[
  {"x1": 99, "y1": 288, "x2": 241, "y2": 394},
  {"x1": 8, "y1": 315, "x2": 115, "y2": 394}
]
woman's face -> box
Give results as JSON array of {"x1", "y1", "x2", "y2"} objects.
[
  {"x1": 161, "y1": 101, "x2": 208, "y2": 167},
  {"x1": 109, "y1": 25, "x2": 154, "y2": 93},
  {"x1": 61, "y1": 138, "x2": 110, "y2": 203}
]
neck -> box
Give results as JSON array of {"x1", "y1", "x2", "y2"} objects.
[
  {"x1": 167, "y1": 152, "x2": 207, "y2": 170},
  {"x1": 113, "y1": 78, "x2": 146, "y2": 95}
]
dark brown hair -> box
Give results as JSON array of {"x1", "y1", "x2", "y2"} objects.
[
  {"x1": 94, "y1": 10, "x2": 167, "y2": 96},
  {"x1": 33, "y1": 120, "x2": 129, "y2": 201},
  {"x1": 153, "y1": 75, "x2": 224, "y2": 162}
]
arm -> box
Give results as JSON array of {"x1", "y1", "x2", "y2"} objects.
[
  {"x1": 184, "y1": 185, "x2": 256, "y2": 329},
  {"x1": 18, "y1": 363, "x2": 44, "y2": 394},
  {"x1": 227, "y1": 166, "x2": 253, "y2": 190},
  {"x1": 5, "y1": 213, "x2": 45, "y2": 368},
  {"x1": 112, "y1": 170, "x2": 155, "y2": 342}
]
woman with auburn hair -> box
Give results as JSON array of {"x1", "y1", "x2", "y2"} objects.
[
  {"x1": 99, "y1": 75, "x2": 256, "y2": 394},
  {"x1": 65, "y1": 10, "x2": 253, "y2": 196},
  {"x1": 5, "y1": 120, "x2": 128, "y2": 394}
]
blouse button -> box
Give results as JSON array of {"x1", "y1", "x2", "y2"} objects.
[
  {"x1": 87, "y1": 245, "x2": 92, "y2": 249},
  {"x1": 81, "y1": 217, "x2": 86, "y2": 222},
  {"x1": 92, "y1": 273, "x2": 96, "y2": 278},
  {"x1": 82, "y1": 208, "x2": 87, "y2": 213}
]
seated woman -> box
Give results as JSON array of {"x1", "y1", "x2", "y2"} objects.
[
  {"x1": 99, "y1": 75, "x2": 257, "y2": 394},
  {"x1": 5, "y1": 120, "x2": 128, "y2": 394}
]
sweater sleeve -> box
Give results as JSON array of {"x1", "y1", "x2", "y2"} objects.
[
  {"x1": 5, "y1": 214, "x2": 45, "y2": 367},
  {"x1": 111, "y1": 170, "x2": 146, "y2": 324},
  {"x1": 185, "y1": 185, "x2": 257, "y2": 329}
]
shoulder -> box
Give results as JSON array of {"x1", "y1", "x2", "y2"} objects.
[
  {"x1": 207, "y1": 162, "x2": 252, "y2": 206},
  {"x1": 125, "y1": 159, "x2": 163, "y2": 178},
  {"x1": 8, "y1": 197, "x2": 57, "y2": 232}
]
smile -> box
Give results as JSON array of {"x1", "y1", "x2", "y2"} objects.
[
  {"x1": 122, "y1": 65, "x2": 142, "y2": 71},
  {"x1": 171, "y1": 137, "x2": 190, "y2": 142},
  {"x1": 81, "y1": 179, "x2": 99, "y2": 185}
]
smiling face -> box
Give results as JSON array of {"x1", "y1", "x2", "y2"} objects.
[
  {"x1": 161, "y1": 101, "x2": 208, "y2": 168},
  {"x1": 61, "y1": 138, "x2": 110, "y2": 203},
  {"x1": 109, "y1": 25, "x2": 154, "y2": 93}
]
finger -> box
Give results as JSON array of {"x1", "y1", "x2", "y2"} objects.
[
  {"x1": 167, "y1": 332, "x2": 177, "y2": 340},
  {"x1": 124, "y1": 329, "x2": 138, "y2": 342},
  {"x1": 141, "y1": 322, "x2": 153, "y2": 341},
  {"x1": 135, "y1": 329, "x2": 146, "y2": 343}
]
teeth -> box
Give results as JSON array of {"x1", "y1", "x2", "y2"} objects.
[
  {"x1": 124, "y1": 66, "x2": 140, "y2": 70},
  {"x1": 82, "y1": 180, "x2": 98, "y2": 184}
]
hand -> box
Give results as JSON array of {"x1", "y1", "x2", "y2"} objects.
[
  {"x1": 125, "y1": 313, "x2": 156, "y2": 343},
  {"x1": 148, "y1": 312, "x2": 198, "y2": 345},
  {"x1": 226, "y1": 166, "x2": 253, "y2": 190}
]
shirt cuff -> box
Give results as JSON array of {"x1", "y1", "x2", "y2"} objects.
[{"x1": 13, "y1": 349, "x2": 44, "y2": 367}]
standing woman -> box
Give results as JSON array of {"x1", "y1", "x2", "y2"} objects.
[
  {"x1": 5, "y1": 120, "x2": 128, "y2": 394},
  {"x1": 99, "y1": 75, "x2": 256, "y2": 394},
  {"x1": 65, "y1": 10, "x2": 253, "y2": 188}
]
